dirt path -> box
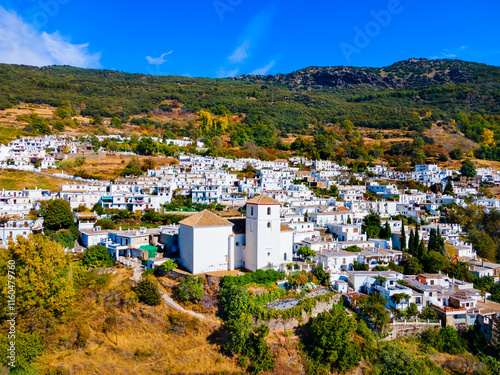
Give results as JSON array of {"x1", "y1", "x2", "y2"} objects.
[{"x1": 161, "y1": 292, "x2": 206, "y2": 320}]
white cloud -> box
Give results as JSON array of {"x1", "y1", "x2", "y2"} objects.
[
  {"x1": 251, "y1": 60, "x2": 275, "y2": 75},
  {"x1": 146, "y1": 50, "x2": 173, "y2": 65},
  {"x1": 216, "y1": 67, "x2": 240, "y2": 78},
  {"x1": 442, "y1": 49, "x2": 457, "y2": 58},
  {"x1": 0, "y1": 6, "x2": 101, "y2": 68},
  {"x1": 228, "y1": 41, "x2": 249, "y2": 64}
]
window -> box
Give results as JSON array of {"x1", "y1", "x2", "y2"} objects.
[
  {"x1": 251, "y1": 207, "x2": 254, "y2": 216},
  {"x1": 267, "y1": 207, "x2": 271, "y2": 215},
  {"x1": 267, "y1": 222, "x2": 271, "y2": 228},
  {"x1": 284, "y1": 253, "x2": 287, "y2": 261},
  {"x1": 267, "y1": 252, "x2": 271, "y2": 256}
]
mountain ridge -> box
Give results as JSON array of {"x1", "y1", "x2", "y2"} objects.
[{"x1": 232, "y1": 58, "x2": 500, "y2": 91}]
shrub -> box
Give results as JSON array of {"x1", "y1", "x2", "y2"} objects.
[
  {"x1": 82, "y1": 245, "x2": 115, "y2": 268},
  {"x1": 160, "y1": 259, "x2": 178, "y2": 273},
  {"x1": 177, "y1": 275, "x2": 204, "y2": 302},
  {"x1": 0, "y1": 331, "x2": 44, "y2": 369},
  {"x1": 421, "y1": 326, "x2": 467, "y2": 354},
  {"x1": 43, "y1": 199, "x2": 74, "y2": 231},
  {"x1": 134, "y1": 277, "x2": 162, "y2": 306}
]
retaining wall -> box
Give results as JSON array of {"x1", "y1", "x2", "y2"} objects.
[{"x1": 257, "y1": 294, "x2": 342, "y2": 330}]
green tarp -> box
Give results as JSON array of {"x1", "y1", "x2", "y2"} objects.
[{"x1": 140, "y1": 244, "x2": 157, "y2": 258}]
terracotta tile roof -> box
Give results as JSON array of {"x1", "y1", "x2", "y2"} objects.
[
  {"x1": 179, "y1": 210, "x2": 233, "y2": 227},
  {"x1": 280, "y1": 223, "x2": 294, "y2": 232},
  {"x1": 246, "y1": 195, "x2": 280, "y2": 205},
  {"x1": 336, "y1": 206, "x2": 350, "y2": 212}
]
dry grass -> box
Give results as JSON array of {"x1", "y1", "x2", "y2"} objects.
[
  {"x1": 40, "y1": 268, "x2": 243, "y2": 375},
  {"x1": 0, "y1": 103, "x2": 196, "y2": 140},
  {"x1": 425, "y1": 124, "x2": 479, "y2": 153},
  {"x1": 0, "y1": 170, "x2": 69, "y2": 191},
  {"x1": 47, "y1": 154, "x2": 177, "y2": 180}
]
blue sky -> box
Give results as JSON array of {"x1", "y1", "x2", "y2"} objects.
[{"x1": 0, "y1": 0, "x2": 499, "y2": 77}]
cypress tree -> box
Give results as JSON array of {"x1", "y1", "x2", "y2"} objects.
[
  {"x1": 428, "y1": 228, "x2": 437, "y2": 252},
  {"x1": 408, "y1": 230, "x2": 415, "y2": 255},
  {"x1": 385, "y1": 221, "x2": 392, "y2": 240},
  {"x1": 418, "y1": 240, "x2": 427, "y2": 259},
  {"x1": 400, "y1": 220, "x2": 406, "y2": 252},
  {"x1": 414, "y1": 224, "x2": 420, "y2": 253},
  {"x1": 437, "y1": 227, "x2": 445, "y2": 254}
]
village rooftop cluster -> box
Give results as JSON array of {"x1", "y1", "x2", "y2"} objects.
[{"x1": 1, "y1": 135, "x2": 500, "y2": 341}]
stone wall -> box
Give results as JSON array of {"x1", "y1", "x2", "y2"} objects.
[
  {"x1": 258, "y1": 294, "x2": 342, "y2": 330},
  {"x1": 64, "y1": 152, "x2": 108, "y2": 160},
  {"x1": 382, "y1": 322, "x2": 441, "y2": 341}
]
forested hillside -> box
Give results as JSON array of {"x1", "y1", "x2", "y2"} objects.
[{"x1": 1, "y1": 58, "x2": 500, "y2": 162}]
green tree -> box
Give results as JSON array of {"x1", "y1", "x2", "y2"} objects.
[
  {"x1": 400, "y1": 220, "x2": 406, "y2": 252},
  {"x1": 304, "y1": 305, "x2": 361, "y2": 374},
  {"x1": 406, "y1": 302, "x2": 419, "y2": 318},
  {"x1": 345, "y1": 245, "x2": 363, "y2": 252},
  {"x1": 136, "y1": 137, "x2": 158, "y2": 156},
  {"x1": 0, "y1": 235, "x2": 74, "y2": 318},
  {"x1": 402, "y1": 255, "x2": 423, "y2": 275},
  {"x1": 422, "y1": 251, "x2": 449, "y2": 273},
  {"x1": 134, "y1": 277, "x2": 162, "y2": 306},
  {"x1": 372, "y1": 342, "x2": 441, "y2": 375},
  {"x1": 428, "y1": 228, "x2": 438, "y2": 252},
  {"x1": 92, "y1": 202, "x2": 104, "y2": 215},
  {"x1": 449, "y1": 148, "x2": 463, "y2": 160},
  {"x1": 413, "y1": 224, "x2": 420, "y2": 255},
  {"x1": 43, "y1": 199, "x2": 74, "y2": 231},
  {"x1": 420, "y1": 306, "x2": 438, "y2": 320},
  {"x1": 408, "y1": 230, "x2": 415, "y2": 255},
  {"x1": 363, "y1": 212, "x2": 382, "y2": 238},
  {"x1": 110, "y1": 116, "x2": 122, "y2": 128},
  {"x1": 468, "y1": 229, "x2": 497, "y2": 261},
  {"x1": 245, "y1": 325, "x2": 275, "y2": 374},
  {"x1": 223, "y1": 312, "x2": 253, "y2": 356},
  {"x1": 448, "y1": 261, "x2": 474, "y2": 282},
  {"x1": 460, "y1": 158, "x2": 477, "y2": 178},
  {"x1": 421, "y1": 326, "x2": 467, "y2": 354},
  {"x1": 177, "y1": 275, "x2": 204, "y2": 302},
  {"x1": 94, "y1": 218, "x2": 115, "y2": 230},
  {"x1": 443, "y1": 180, "x2": 454, "y2": 196},
  {"x1": 0, "y1": 331, "x2": 44, "y2": 370},
  {"x1": 82, "y1": 245, "x2": 114, "y2": 268},
  {"x1": 382, "y1": 220, "x2": 392, "y2": 240},
  {"x1": 313, "y1": 263, "x2": 330, "y2": 287},
  {"x1": 417, "y1": 240, "x2": 427, "y2": 259},
  {"x1": 360, "y1": 294, "x2": 390, "y2": 332},
  {"x1": 160, "y1": 259, "x2": 178, "y2": 273},
  {"x1": 297, "y1": 245, "x2": 316, "y2": 259},
  {"x1": 219, "y1": 285, "x2": 251, "y2": 320}
]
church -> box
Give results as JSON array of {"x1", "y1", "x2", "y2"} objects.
[{"x1": 178, "y1": 195, "x2": 293, "y2": 274}]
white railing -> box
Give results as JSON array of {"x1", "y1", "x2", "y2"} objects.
[{"x1": 391, "y1": 318, "x2": 440, "y2": 326}]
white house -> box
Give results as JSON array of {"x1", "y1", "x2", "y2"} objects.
[{"x1": 179, "y1": 210, "x2": 235, "y2": 274}]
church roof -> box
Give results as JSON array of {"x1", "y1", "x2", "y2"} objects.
[
  {"x1": 179, "y1": 210, "x2": 233, "y2": 228},
  {"x1": 280, "y1": 223, "x2": 294, "y2": 231},
  {"x1": 246, "y1": 195, "x2": 280, "y2": 205}
]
